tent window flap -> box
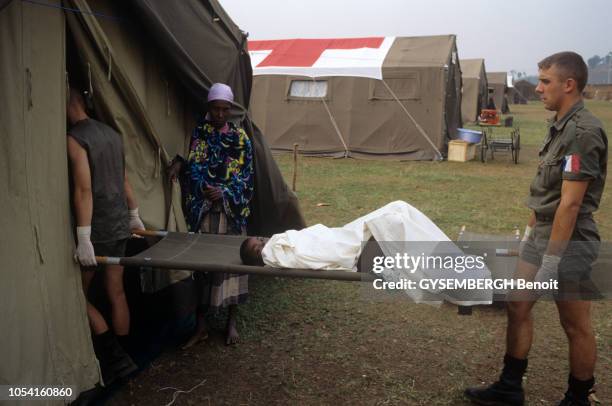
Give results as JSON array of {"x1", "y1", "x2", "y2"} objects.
[
  {"x1": 370, "y1": 73, "x2": 420, "y2": 100},
  {"x1": 288, "y1": 80, "x2": 329, "y2": 99}
]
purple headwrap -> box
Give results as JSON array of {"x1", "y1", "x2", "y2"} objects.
[{"x1": 207, "y1": 83, "x2": 234, "y2": 103}]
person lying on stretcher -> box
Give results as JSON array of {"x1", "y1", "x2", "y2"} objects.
[
  {"x1": 240, "y1": 201, "x2": 494, "y2": 306},
  {"x1": 240, "y1": 200, "x2": 450, "y2": 270}
]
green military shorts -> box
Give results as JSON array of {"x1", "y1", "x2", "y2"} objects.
[
  {"x1": 81, "y1": 238, "x2": 128, "y2": 272},
  {"x1": 520, "y1": 217, "x2": 601, "y2": 299}
]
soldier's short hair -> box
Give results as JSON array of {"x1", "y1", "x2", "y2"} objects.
[{"x1": 538, "y1": 52, "x2": 588, "y2": 92}]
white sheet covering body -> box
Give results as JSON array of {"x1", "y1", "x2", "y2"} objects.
[
  {"x1": 262, "y1": 201, "x2": 450, "y2": 269},
  {"x1": 262, "y1": 201, "x2": 492, "y2": 305}
]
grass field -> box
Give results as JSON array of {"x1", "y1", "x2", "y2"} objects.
[
  {"x1": 276, "y1": 100, "x2": 612, "y2": 238},
  {"x1": 112, "y1": 101, "x2": 611, "y2": 405}
]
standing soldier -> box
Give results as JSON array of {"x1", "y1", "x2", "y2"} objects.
[
  {"x1": 67, "y1": 88, "x2": 145, "y2": 385},
  {"x1": 465, "y1": 52, "x2": 607, "y2": 406}
]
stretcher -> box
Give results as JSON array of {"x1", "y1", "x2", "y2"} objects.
[
  {"x1": 95, "y1": 230, "x2": 375, "y2": 283},
  {"x1": 95, "y1": 230, "x2": 528, "y2": 287}
]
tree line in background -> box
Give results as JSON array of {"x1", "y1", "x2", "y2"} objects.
[
  {"x1": 587, "y1": 52, "x2": 612, "y2": 69},
  {"x1": 586, "y1": 52, "x2": 612, "y2": 85},
  {"x1": 510, "y1": 52, "x2": 612, "y2": 86}
]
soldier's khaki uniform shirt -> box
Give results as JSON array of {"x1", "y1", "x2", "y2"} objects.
[
  {"x1": 520, "y1": 101, "x2": 608, "y2": 300},
  {"x1": 521, "y1": 101, "x2": 607, "y2": 285},
  {"x1": 528, "y1": 100, "x2": 607, "y2": 222}
]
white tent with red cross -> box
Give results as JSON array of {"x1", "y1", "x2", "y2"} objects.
[{"x1": 248, "y1": 35, "x2": 463, "y2": 160}]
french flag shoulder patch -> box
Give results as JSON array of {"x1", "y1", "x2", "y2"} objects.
[{"x1": 563, "y1": 154, "x2": 581, "y2": 173}]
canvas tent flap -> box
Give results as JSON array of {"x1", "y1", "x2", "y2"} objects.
[
  {"x1": 460, "y1": 58, "x2": 488, "y2": 123},
  {"x1": 461, "y1": 78, "x2": 479, "y2": 122},
  {"x1": 130, "y1": 0, "x2": 252, "y2": 109},
  {"x1": 245, "y1": 121, "x2": 307, "y2": 235},
  {"x1": 0, "y1": 0, "x2": 99, "y2": 393}
]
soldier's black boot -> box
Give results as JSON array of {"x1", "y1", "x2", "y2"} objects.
[
  {"x1": 92, "y1": 330, "x2": 138, "y2": 386},
  {"x1": 557, "y1": 375, "x2": 594, "y2": 406},
  {"x1": 464, "y1": 354, "x2": 527, "y2": 406}
]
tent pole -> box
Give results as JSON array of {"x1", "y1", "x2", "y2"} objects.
[
  {"x1": 96, "y1": 256, "x2": 376, "y2": 283},
  {"x1": 381, "y1": 80, "x2": 443, "y2": 160},
  {"x1": 292, "y1": 143, "x2": 298, "y2": 192},
  {"x1": 312, "y1": 77, "x2": 349, "y2": 157},
  {"x1": 320, "y1": 97, "x2": 349, "y2": 157}
]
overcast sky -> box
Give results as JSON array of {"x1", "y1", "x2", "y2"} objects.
[{"x1": 219, "y1": 0, "x2": 611, "y2": 75}]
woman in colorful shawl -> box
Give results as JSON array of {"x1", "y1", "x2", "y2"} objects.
[{"x1": 169, "y1": 83, "x2": 254, "y2": 346}]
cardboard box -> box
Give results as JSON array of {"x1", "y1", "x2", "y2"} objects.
[{"x1": 448, "y1": 140, "x2": 476, "y2": 162}]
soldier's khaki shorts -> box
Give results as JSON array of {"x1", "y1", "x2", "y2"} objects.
[{"x1": 520, "y1": 217, "x2": 601, "y2": 299}]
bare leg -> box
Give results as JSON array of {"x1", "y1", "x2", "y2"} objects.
[
  {"x1": 506, "y1": 301, "x2": 536, "y2": 359},
  {"x1": 464, "y1": 259, "x2": 539, "y2": 404},
  {"x1": 104, "y1": 264, "x2": 130, "y2": 336},
  {"x1": 556, "y1": 300, "x2": 596, "y2": 380},
  {"x1": 505, "y1": 259, "x2": 540, "y2": 359},
  {"x1": 82, "y1": 270, "x2": 108, "y2": 335},
  {"x1": 182, "y1": 311, "x2": 209, "y2": 350},
  {"x1": 226, "y1": 304, "x2": 239, "y2": 345}
]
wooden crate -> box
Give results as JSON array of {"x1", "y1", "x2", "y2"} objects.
[{"x1": 448, "y1": 140, "x2": 476, "y2": 162}]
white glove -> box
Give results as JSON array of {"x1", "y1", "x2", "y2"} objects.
[
  {"x1": 76, "y1": 226, "x2": 97, "y2": 266},
  {"x1": 535, "y1": 254, "x2": 561, "y2": 284},
  {"x1": 521, "y1": 225, "x2": 533, "y2": 242},
  {"x1": 518, "y1": 225, "x2": 533, "y2": 256},
  {"x1": 128, "y1": 208, "x2": 145, "y2": 231}
]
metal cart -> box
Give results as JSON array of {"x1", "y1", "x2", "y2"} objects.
[{"x1": 478, "y1": 123, "x2": 521, "y2": 164}]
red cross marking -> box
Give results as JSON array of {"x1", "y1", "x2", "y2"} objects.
[{"x1": 248, "y1": 37, "x2": 385, "y2": 67}]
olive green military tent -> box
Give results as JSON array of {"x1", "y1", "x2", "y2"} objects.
[
  {"x1": 584, "y1": 84, "x2": 612, "y2": 101},
  {"x1": 460, "y1": 58, "x2": 488, "y2": 123},
  {"x1": 248, "y1": 35, "x2": 463, "y2": 160},
  {"x1": 510, "y1": 79, "x2": 537, "y2": 104},
  {"x1": 0, "y1": 0, "x2": 303, "y2": 399},
  {"x1": 487, "y1": 71, "x2": 509, "y2": 113}
]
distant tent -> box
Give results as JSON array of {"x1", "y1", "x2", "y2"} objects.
[
  {"x1": 1, "y1": 0, "x2": 303, "y2": 399},
  {"x1": 460, "y1": 58, "x2": 488, "y2": 123},
  {"x1": 512, "y1": 79, "x2": 537, "y2": 103},
  {"x1": 584, "y1": 84, "x2": 612, "y2": 101},
  {"x1": 248, "y1": 35, "x2": 463, "y2": 160},
  {"x1": 488, "y1": 71, "x2": 510, "y2": 113}
]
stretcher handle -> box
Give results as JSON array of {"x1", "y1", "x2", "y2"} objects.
[{"x1": 131, "y1": 229, "x2": 168, "y2": 237}]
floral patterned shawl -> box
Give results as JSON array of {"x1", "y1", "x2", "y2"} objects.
[{"x1": 181, "y1": 119, "x2": 254, "y2": 234}]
